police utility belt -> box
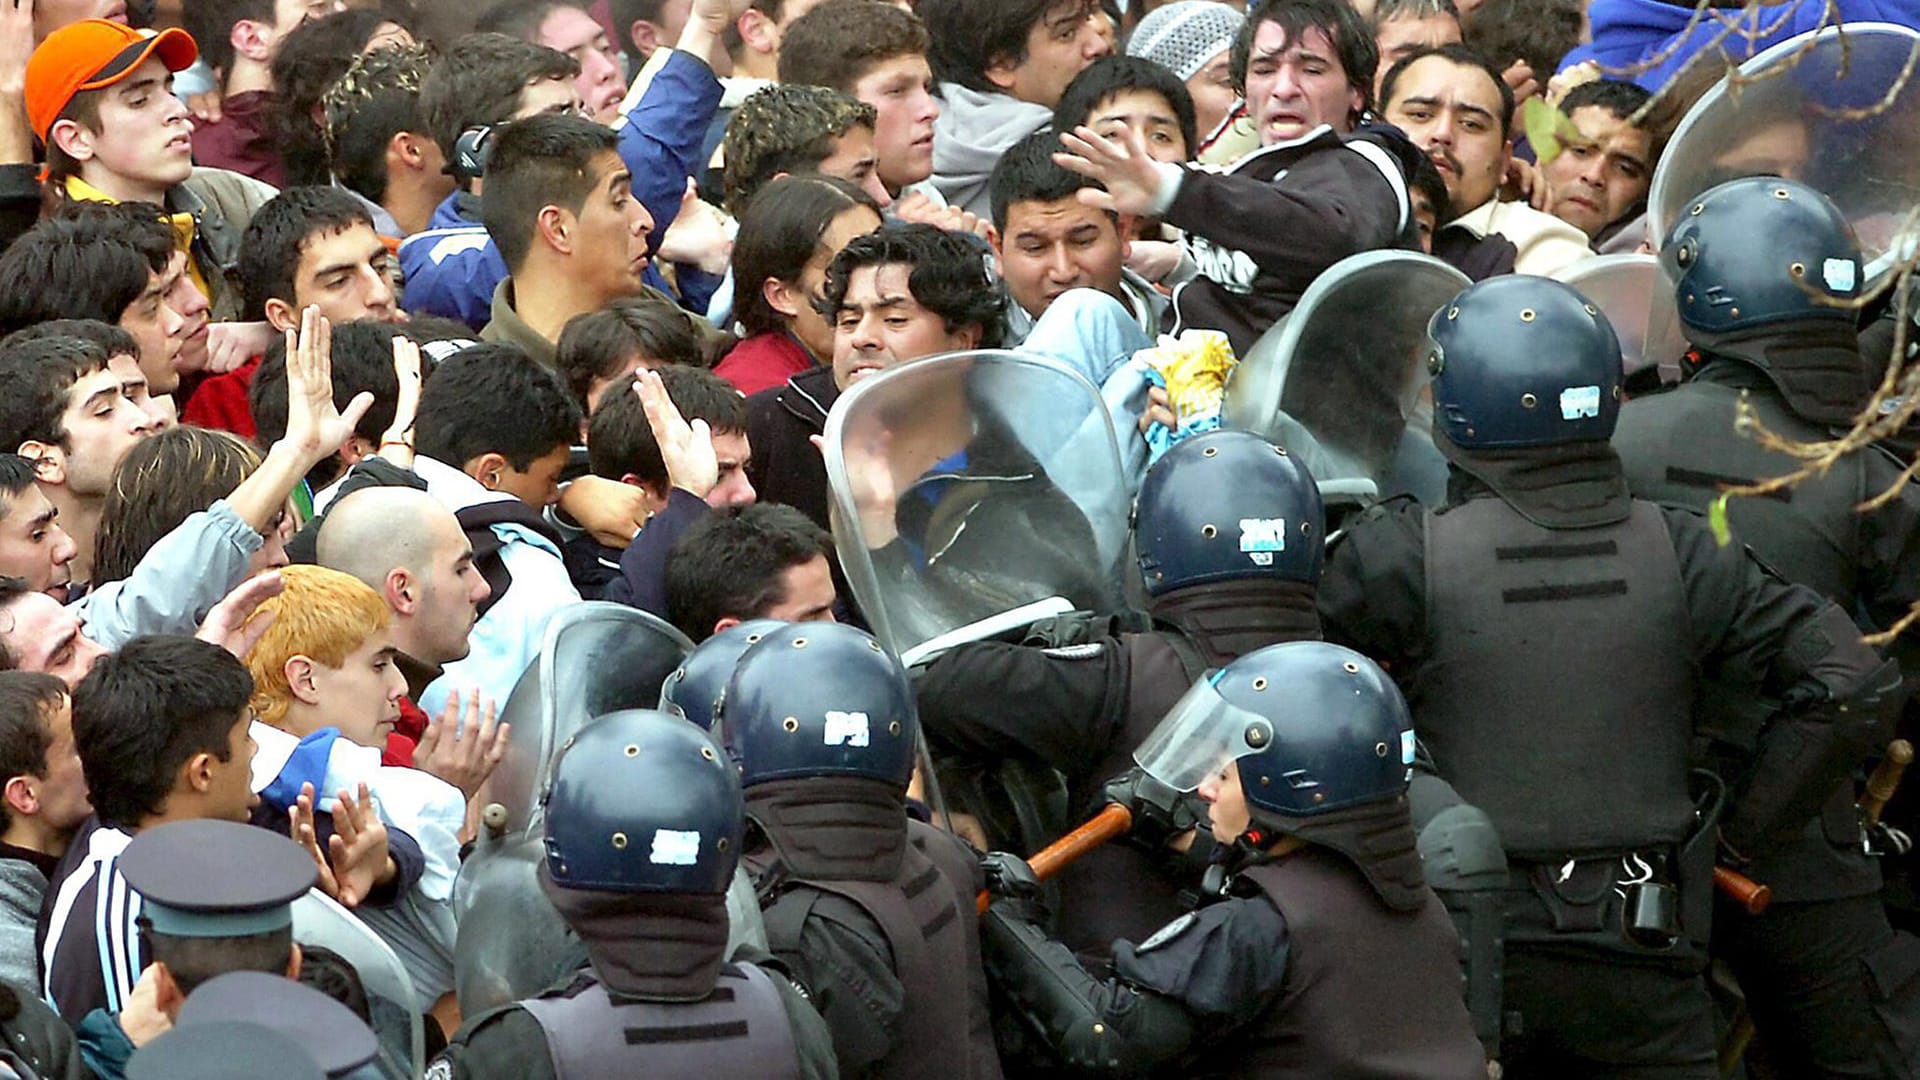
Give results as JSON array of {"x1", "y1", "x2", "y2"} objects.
[{"x1": 1506, "y1": 774, "x2": 1725, "y2": 959}]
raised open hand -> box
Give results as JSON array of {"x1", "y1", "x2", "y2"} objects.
[
  {"x1": 195, "y1": 571, "x2": 284, "y2": 659},
  {"x1": 1055, "y1": 124, "x2": 1165, "y2": 218},
  {"x1": 636, "y1": 368, "x2": 718, "y2": 498},
  {"x1": 416, "y1": 689, "x2": 510, "y2": 801},
  {"x1": 327, "y1": 783, "x2": 395, "y2": 909},
  {"x1": 283, "y1": 306, "x2": 374, "y2": 468}
]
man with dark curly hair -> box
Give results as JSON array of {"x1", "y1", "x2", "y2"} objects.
[{"x1": 746, "y1": 224, "x2": 1002, "y2": 534}]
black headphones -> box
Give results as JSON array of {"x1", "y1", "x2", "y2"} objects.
[{"x1": 452, "y1": 125, "x2": 496, "y2": 182}]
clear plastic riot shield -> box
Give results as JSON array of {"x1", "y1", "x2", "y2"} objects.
[
  {"x1": 291, "y1": 890, "x2": 423, "y2": 1080},
  {"x1": 453, "y1": 839, "x2": 770, "y2": 1014},
  {"x1": 1221, "y1": 250, "x2": 1468, "y2": 506},
  {"x1": 1553, "y1": 253, "x2": 1688, "y2": 384},
  {"x1": 454, "y1": 603, "x2": 761, "y2": 1014},
  {"x1": 823, "y1": 350, "x2": 1134, "y2": 666},
  {"x1": 1647, "y1": 22, "x2": 1920, "y2": 285},
  {"x1": 451, "y1": 839, "x2": 580, "y2": 1013},
  {"x1": 475, "y1": 602, "x2": 695, "y2": 848}
]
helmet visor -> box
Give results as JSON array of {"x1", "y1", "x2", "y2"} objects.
[{"x1": 1132, "y1": 674, "x2": 1271, "y2": 793}]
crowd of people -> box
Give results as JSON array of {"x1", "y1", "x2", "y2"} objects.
[{"x1": 0, "y1": 0, "x2": 1915, "y2": 1075}]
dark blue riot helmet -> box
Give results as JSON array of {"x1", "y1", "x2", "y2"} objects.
[
  {"x1": 542, "y1": 709, "x2": 744, "y2": 895},
  {"x1": 660, "y1": 619, "x2": 788, "y2": 730},
  {"x1": 1664, "y1": 176, "x2": 1862, "y2": 340},
  {"x1": 1134, "y1": 640, "x2": 1427, "y2": 908},
  {"x1": 720, "y1": 623, "x2": 918, "y2": 789},
  {"x1": 1662, "y1": 176, "x2": 1870, "y2": 425},
  {"x1": 1133, "y1": 430, "x2": 1325, "y2": 596},
  {"x1": 1137, "y1": 641, "x2": 1413, "y2": 820},
  {"x1": 1428, "y1": 276, "x2": 1623, "y2": 449}
]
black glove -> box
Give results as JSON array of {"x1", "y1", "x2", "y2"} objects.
[
  {"x1": 980, "y1": 851, "x2": 1047, "y2": 923},
  {"x1": 1102, "y1": 767, "x2": 1208, "y2": 855}
]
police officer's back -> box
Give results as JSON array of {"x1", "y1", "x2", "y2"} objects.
[
  {"x1": 429, "y1": 709, "x2": 836, "y2": 1080},
  {"x1": 722, "y1": 623, "x2": 1001, "y2": 1080},
  {"x1": 915, "y1": 431, "x2": 1327, "y2": 953},
  {"x1": 980, "y1": 642, "x2": 1487, "y2": 1078},
  {"x1": 1318, "y1": 275, "x2": 1899, "y2": 1077},
  {"x1": 1612, "y1": 176, "x2": 1920, "y2": 1078}
]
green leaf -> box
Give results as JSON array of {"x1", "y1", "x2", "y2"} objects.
[
  {"x1": 1523, "y1": 97, "x2": 1586, "y2": 166},
  {"x1": 1708, "y1": 494, "x2": 1732, "y2": 547}
]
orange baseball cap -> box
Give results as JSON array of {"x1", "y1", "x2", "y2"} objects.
[{"x1": 25, "y1": 20, "x2": 198, "y2": 145}]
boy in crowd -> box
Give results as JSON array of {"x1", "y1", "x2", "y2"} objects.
[
  {"x1": 0, "y1": 456, "x2": 79, "y2": 606},
  {"x1": 1368, "y1": 0, "x2": 1460, "y2": 99},
  {"x1": 26, "y1": 19, "x2": 277, "y2": 323},
  {"x1": 320, "y1": 43, "x2": 452, "y2": 239},
  {"x1": 0, "y1": 672, "x2": 89, "y2": 993},
  {"x1": 662, "y1": 502, "x2": 837, "y2": 641},
  {"x1": 611, "y1": 0, "x2": 692, "y2": 66},
  {"x1": 573, "y1": 366, "x2": 754, "y2": 594},
  {"x1": 990, "y1": 131, "x2": 1165, "y2": 339},
  {"x1": 1538, "y1": 78, "x2": 1657, "y2": 251},
  {"x1": 192, "y1": 187, "x2": 402, "y2": 437},
  {"x1": 555, "y1": 298, "x2": 709, "y2": 418},
  {"x1": 721, "y1": 85, "x2": 890, "y2": 214},
  {"x1": 478, "y1": 114, "x2": 656, "y2": 365},
  {"x1": 920, "y1": 0, "x2": 1112, "y2": 215},
  {"x1": 409, "y1": 343, "x2": 583, "y2": 715},
  {"x1": 0, "y1": 336, "x2": 160, "y2": 597},
  {"x1": 242, "y1": 564, "x2": 469, "y2": 1007},
  {"x1": 181, "y1": 0, "x2": 349, "y2": 186},
  {"x1": 1053, "y1": 55, "x2": 1196, "y2": 165},
  {"x1": 1380, "y1": 44, "x2": 1591, "y2": 278},
  {"x1": 0, "y1": 204, "x2": 209, "y2": 405},
  {"x1": 476, "y1": 0, "x2": 628, "y2": 124},
  {"x1": 777, "y1": 0, "x2": 940, "y2": 203}
]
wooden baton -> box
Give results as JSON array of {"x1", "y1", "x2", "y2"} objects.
[
  {"x1": 1714, "y1": 865, "x2": 1771, "y2": 915},
  {"x1": 1862, "y1": 739, "x2": 1915, "y2": 827},
  {"x1": 977, "y1": 804, "x2": 1135, "y2": 913}
]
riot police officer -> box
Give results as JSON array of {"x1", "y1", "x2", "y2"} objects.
[
  {"x1": 660, "y1": 618, "x2": 787, "y2": 729},
  {"x1": 1612, "y1": 176, "x2": 1920, "y2": 1077},
  {"x1": 722, "y1": 622, "x2": 1002, "y2": 1080},
  {"x1": 980, "y1": 641, "x2": 1487, "y2": 1078},
  {"x1": 1318, "y1": 274, "x2": 1900, "y2": 1077},
  {"x1": 428, "y1": 709, "x2": 836, "y2": 1080},
  {"x1": 915, "y1": 430, "x2": 1328, "y2": 954}
]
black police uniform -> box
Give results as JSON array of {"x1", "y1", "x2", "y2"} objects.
[
  {"x1": 916, "y1": 431, "x2": 1328, "y2": 955},
  {"x1": 1320, "y1": 276, "x2": 1899, "y2": 1078},
  {"x1": 429, "y1": 710, "x2": 835, "y2": 1080},
  {"x1": 979, "y1": 642, "x2": 1486, "y2": 1079},
  {"x1": 916, "y1": 579, "x2": 1321, "y2": 954},
  {"x1": 1612, "y1": 176, "x2": 1920, "y2": 1079},
  {"x1": 431, "y1": 947, "x2": 837, "y2": 1080},
  {"x1": 746, "y1": 791, "x2": 998, "y2": 1080},
  {"x1": 724, "y1": 624, "x2": 1002, "y2": 1080}
]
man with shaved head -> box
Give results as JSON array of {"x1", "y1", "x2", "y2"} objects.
[
  {"x1": 316, "y1": 485, "x2": 492, "y2": 668},
  {"x1": 315, "y1": 485, "x2": 492, "y2": 720}
]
